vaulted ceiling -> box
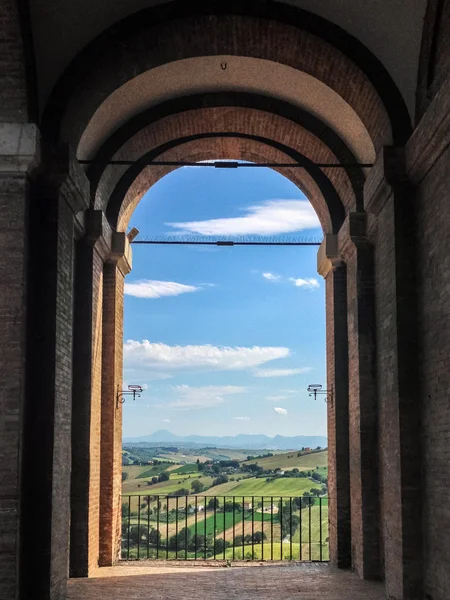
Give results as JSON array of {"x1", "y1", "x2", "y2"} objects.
[{"x1": 31, "y1": 0, "x2": 427, "y2": 118}]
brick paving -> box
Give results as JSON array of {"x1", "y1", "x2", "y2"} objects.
[{"x1": 67, "y1": 562, "x2": 385, "y2": 600}]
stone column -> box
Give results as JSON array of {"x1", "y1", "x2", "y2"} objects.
[
  {"x1": 99, "y1": 233, "x2": 132, "y2": 566},
  {"x1": 338, "y1": 213, "x2": 380, "y2": 580},
  {"x1": 365, "y1": 148, "x2": 422, "y2": 599},
  {"x1": 317, "y1": 235, "x2": 351, "y2": 569},
  {"x1": 70, "y1": 211, "x2": 112, "y2": 577},
  {"x1": 20, "y1": 146, "x2": 89, "y2": 600},
  {"x1": 0, "y1": 123, "x2": 40, "y2": 600}
]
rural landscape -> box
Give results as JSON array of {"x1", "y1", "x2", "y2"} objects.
[{"x1": 122, "y1": 434, "x2": 329, "y2": 562}]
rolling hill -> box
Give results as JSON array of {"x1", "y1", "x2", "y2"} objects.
[{"x1": 123, "y1": 430, "x2": 328, "y2": 450}]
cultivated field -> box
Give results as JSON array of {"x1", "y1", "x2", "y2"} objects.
[{"x1": 242, "y1": 449, "x2": 328, "y2": 472}]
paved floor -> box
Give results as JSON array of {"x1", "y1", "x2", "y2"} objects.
[{"x1": 68, "y1": 562, "x2": 385, "y2": 600}]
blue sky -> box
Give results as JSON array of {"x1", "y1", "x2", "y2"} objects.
[{"x1": 122, "y1": 164, "x2": 326, "y2": 439}]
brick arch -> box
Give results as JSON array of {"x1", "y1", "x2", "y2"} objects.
[
  {"x1": 92, "y1": 106, "x2": 357, "y2": 235},
  {"x1": 40, "y1": 2, "x2": 411, "y2": 151},
  {"x1": 89, "y1": 93, "x2": 366, "y2": 213},
  {"x1": 112, "y1": 134, "x2": 343, "y2": 235}
]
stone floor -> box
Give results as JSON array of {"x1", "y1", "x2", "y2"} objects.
[{"x1": 67, "y1": 562, "x2": 385, "y2": 600}]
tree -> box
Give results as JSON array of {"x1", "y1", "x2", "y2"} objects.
[
  {"x1": 149, "y1": 528, "x2": 161, "y2": 546},
  {"x1": 278, "y1": 501, "x2": 300, "y2": 539},
  {"x1": 233, "y1": 535, "x2": 243, "y2": 547},
  {"x1": 158, "y1": 471, "x2": 170, "y2": 482},
  {"x1": 191, "y1": 479, "x2": 204, "y2": 494},
  {"x1": 212, "y1": 474, "x2": 228, "y2": 486},
  {"x1": 168, "y1": 488, "x2": 190, "y2": 497},
  {"x1": 122, "y1": 472, "x2": 129, "y2": 482},
  {"x1": 151, "y1": 476, "x2": 158, "y2": 484},
  {"x1": 253, "y1": 531, "x2": 267, "y2": 544},
  {"x1": 208, "y1": 497, "x2": 219, "y2": 510},
  {"x1": 213, "y1": 538, "x2": 229, "y2": 555}
]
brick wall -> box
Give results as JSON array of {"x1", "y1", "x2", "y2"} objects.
[
  {"x1": 325, "y1": 263, "x2": 351, "y2": 568},
  {"x1": 415, "y1": 142, "x2": 450, "y2": 600},
  {"x1": 100, "y1": 264, "x2": 125, "y2": 565},
  {"x1": 0, "y1": 173, "x2": 29, "y2": 599},
  {"x1": 0, "y1": 0, "x2": 29, "y2": 121}
]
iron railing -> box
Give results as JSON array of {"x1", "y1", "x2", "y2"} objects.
[{"x1": 121, "y1": 495, "x2": 328, "y2": 562}]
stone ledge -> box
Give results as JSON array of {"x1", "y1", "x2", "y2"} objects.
[{"x1": 0, "y1": 123, "x2": 40, "y2": 174}]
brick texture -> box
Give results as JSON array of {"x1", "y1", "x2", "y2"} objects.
[
  {"x1": 48, "y1": 13, "x2": 391, "y2": 153},
  {"x1": 93, "y1": 108, "x2": 355, "y2": 234},
  {"x1": 0, "y1": 173, "x2": 29, "y2": 599},
  {"x1": 100, "y1": 264, "x2": 126, "y2": 566},
  {"x1": 0, "y1": 0, "x2": 28, "y2": 121},
  {"x1": 71, "y1": 242, "x2": 105, "y2": 576},
  {"x1": 325, "y1": 264, "x2": 351, "y2": 569},
  {"x1": 415, "y1": 142, "x2": 450, "y2": 600},
  {"x1": 341, "y1": 223, "x2": 380, "y2": 581}
]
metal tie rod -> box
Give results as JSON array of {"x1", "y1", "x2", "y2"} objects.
[
  {"x1": 132, "y1": 240, "x2": 321, "y2": 246},
  {"x1": 79, "y1": 159, "x2": 372, "y2": 168}
]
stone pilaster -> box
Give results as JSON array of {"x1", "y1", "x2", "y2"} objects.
[
  {"x1": 99, "y1": 233, "x2": 132, "y2": 566},
  {"x1": 0, "y1": 123, "x2": 40, "y2": 600},
  {"x1": 20, "y1": 145, "x2": 89, "y2": 600}
]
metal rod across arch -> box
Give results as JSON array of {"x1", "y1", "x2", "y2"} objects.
[
  {"x1": 79, "y1": 159, "x2": 372, "y2": 169},
  {"x1": 131, "y1": 240, "x2": 322, "y2": 246}
]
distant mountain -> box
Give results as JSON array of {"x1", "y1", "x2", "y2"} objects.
[{"x1": 123, "y1": 430, "x2": 327, "y2": 450}]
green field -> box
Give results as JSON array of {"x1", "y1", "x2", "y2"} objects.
[
  {"x1": 135, "y1": 462, "x2": 173, "y2": 479},
  {"x1": 171, "y1": 463, "x2": 199, "y2": 474},
  {"x1": 124, "y1": 471, "x2": 322, "y2": 498},
  {"x1": 242, "y1": 449, "x2": 328, "y2": 472},
  {"x1": 218, "y1": 476, "x2": 316, "y2": 497}
]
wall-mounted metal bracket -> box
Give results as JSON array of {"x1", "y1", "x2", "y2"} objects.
[
  {"x1": 117, "y1": 384, "x2": 143, "y2": 408},
  {"x1": 307, "y1": 384, "x2": 334, "y2": 406}
]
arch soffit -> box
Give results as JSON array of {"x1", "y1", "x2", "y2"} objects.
[
  {"x1": 108, "y1": 132, "x2": 346, "y2": 236},
  {"x1": 41, "y1": 7, "x2": 411, "y2": 150},
  {"x1": 95, "y1": 105, "x2": 359, "y2": 223},
  {"x1": 78, "y1": 56, "x2": 376, "y2": 166},
  {"x1": 117, "y1": 137, "x2": 332, "y2": 234}
]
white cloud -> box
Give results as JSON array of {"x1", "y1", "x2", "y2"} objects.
[
  {"x1": 266, "y1": 395, "x2": 288, "y2": 401},
  {"x1": 262, "y1": 272, "x2": 281, "y2": 282},
  {"x1": 162, "y1": 418, "x2": 171, "y2": 423},
  {"x1": 124, "y1": 341, "x2": 290, "y2": 375},
  {"x1": 289, "y1": 277, "x2": 320, "y2": 290},
  {"x1": 233, "y1": 416, "x2": 250, "y2": 421},
  {"x1": 166, "y1": 200, "x2": 319, "y2": 236},
  {"x1": 168, "y1": 385, "x2": 247, "y2": 409},
  {"x1": 253, "y1": 367, "x2": 312, "y2": 378},
  {"x1": 124, "y1": 280, "x2": 199, "y2": 299},
  {"x1": 274, "y1": 407, "x2": 288, "y2": 415}
]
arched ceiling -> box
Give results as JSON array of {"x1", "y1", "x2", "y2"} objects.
[
  {"x1": 77, "y1": 56, "x2": 375, "y2": 165},
  {"x1": 30, "y1": 0, "x2": 427, "y2": 118}
]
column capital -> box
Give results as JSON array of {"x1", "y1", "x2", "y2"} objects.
[
  {"x1": 107, "y1": 232, "x2": 132, "y2": 276},
  {"x1": 364, "y1": 146, "x2": 409, "y2": 217},
  {"x1": 317, "y1": 234, "x2": 343, "y2": 278},
  {"x1": 0, "y1": 123, "x2": 41, "y2": 175},
  {"x1": 337, "y1": 212, "x2": 373, "y2": 261},
  {"x1": 36, "y1": 143, "x2": 90, "y2": 217},
  {"x1": 84, "y1": 210, "x2": 113, "y2": 261}
]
